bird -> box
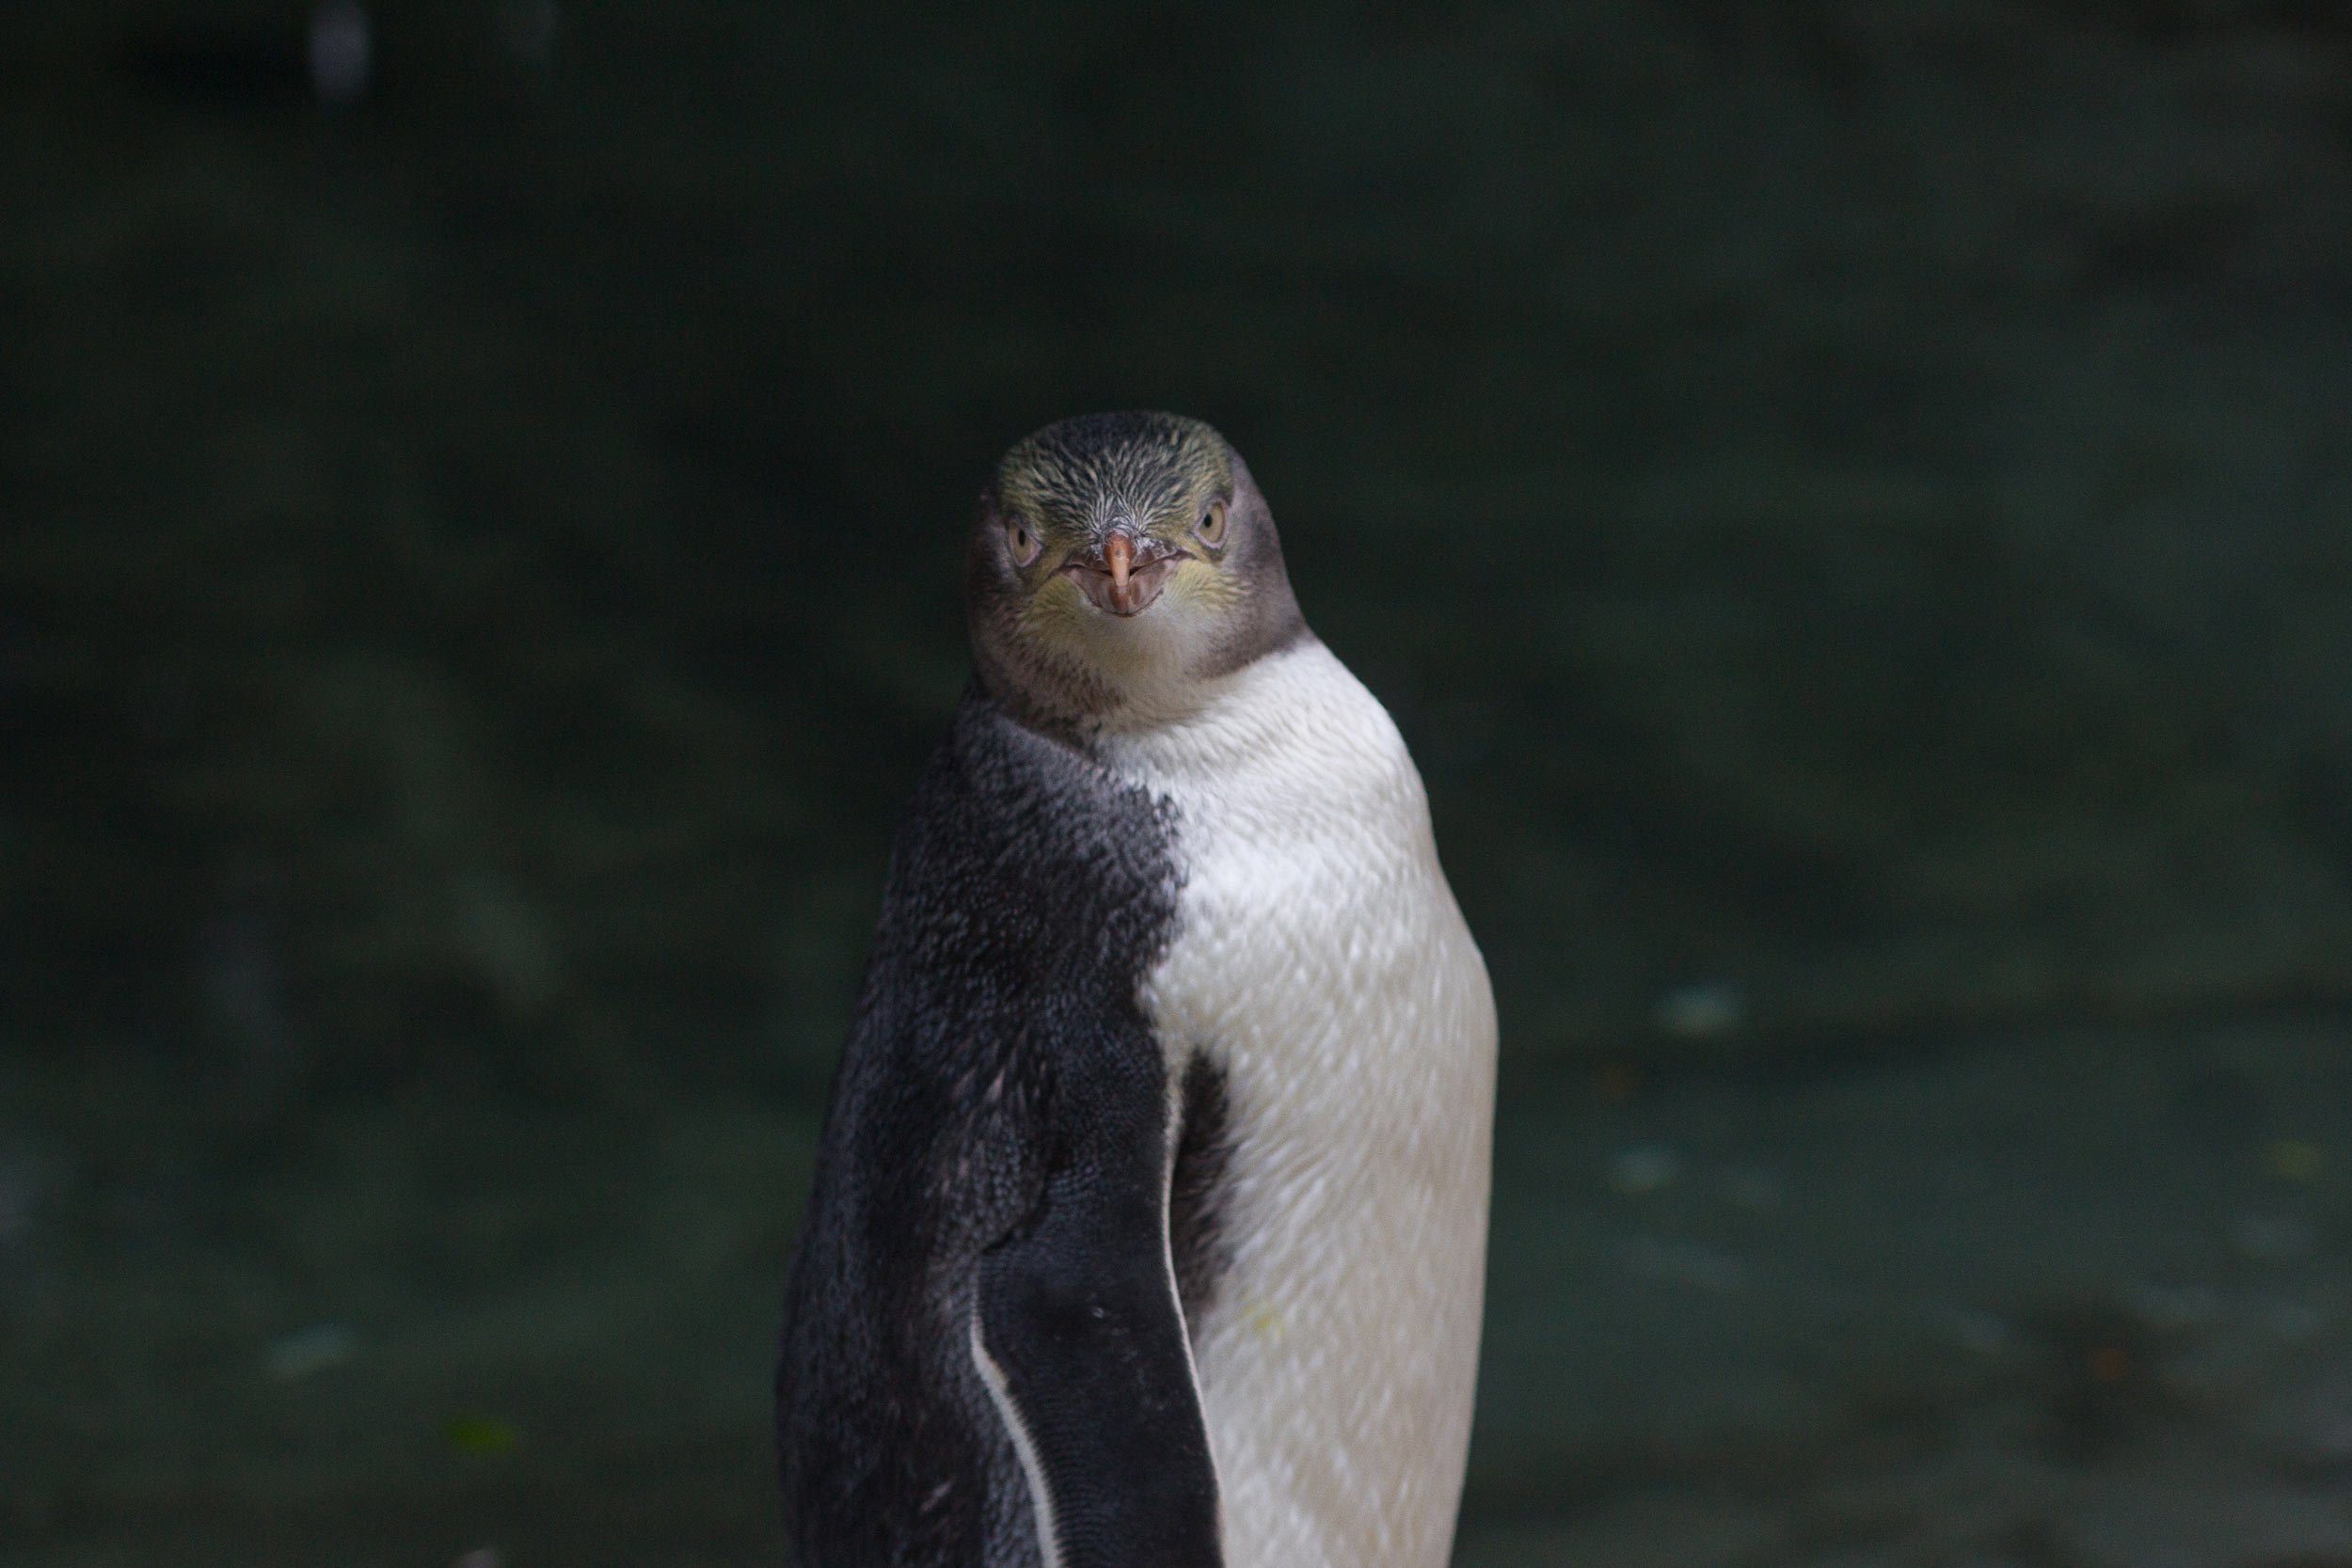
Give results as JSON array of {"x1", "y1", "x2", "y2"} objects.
[{"x1": 775, "y1": 411, "x2": 1496, "y2": 1568}]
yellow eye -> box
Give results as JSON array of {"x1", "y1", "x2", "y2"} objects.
[
  {"x1": 1197, "y1": 499, "x2": 1229, "y2": 548},
  {"x1": 1006, "y1": 516, "x2": 1041, "y2": 566}
]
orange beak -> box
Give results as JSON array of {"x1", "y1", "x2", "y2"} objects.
[
  {"x1": 1062, "y1": 529, "x2": 1180, "y2": 616},
  {"x1": 1104, "y1": 533, "x2": 1134, "y2": 601}
]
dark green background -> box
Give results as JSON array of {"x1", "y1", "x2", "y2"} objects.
[{"x1": 7, "y1": 4, "x2": 2352, "y2": 1564}]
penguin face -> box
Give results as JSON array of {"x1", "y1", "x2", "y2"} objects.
[{"x1": 967, "y1": 412, "x2": 1306, "y2": 730}]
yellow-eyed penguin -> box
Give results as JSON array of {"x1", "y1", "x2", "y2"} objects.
[{"x1": 775, "y1": 411, "x2": 1496, "y2": 1567}]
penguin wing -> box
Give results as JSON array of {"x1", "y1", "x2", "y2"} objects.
[
  {"x1": 780, "y1": 691, "x2": 1220, "y2": 1566},
  {"x1": 971, "y1": 1023, "x2": 1223, "y2": 1568}
]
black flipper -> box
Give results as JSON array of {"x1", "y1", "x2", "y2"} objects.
[
  {"x1": 778, "y1": 690, "x2": 1228, "y2": 1568},
  {"x1": 975, "y1": 1037, "x2": 1222, "y2": 1568}
]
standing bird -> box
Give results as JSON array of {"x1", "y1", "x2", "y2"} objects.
[{"x1": 776, "y1": 412, "x2": 1496, "y2": 1567}]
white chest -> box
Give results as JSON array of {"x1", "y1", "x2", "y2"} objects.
[{"x1": 1100, "y1": 641, "x2": 1497, "y2": 1568}]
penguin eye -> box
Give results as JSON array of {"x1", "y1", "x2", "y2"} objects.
[
  {"x1": 1005, "y1": 516, "x2": 1041, "y2": 567},
  {"x1": 1197, "y1": 499, "x2": 1229, "y2": 549}
]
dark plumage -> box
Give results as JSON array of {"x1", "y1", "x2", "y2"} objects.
[
  {"x1": 775, "y1": 693, "x2": 1216, "y2": 1565},
  {"x1": 777, "y1": 414, "x2": 1257, "y2": 1568}
]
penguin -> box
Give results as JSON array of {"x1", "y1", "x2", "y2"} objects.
[{"x1": 775, "y1": 411, "x2": 1497, "y2": 1568}]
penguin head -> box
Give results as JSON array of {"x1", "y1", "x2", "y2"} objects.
[{"x1": 968, "y1": 411, "x2": 1306, "y2": 731}]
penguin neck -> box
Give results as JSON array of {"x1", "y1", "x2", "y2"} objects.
[
  {"x1": 977, "y1": 626, "x2": 1306, "y2": 746},
  {"x1": 1089, "y1": 636, "x2": 1415, "y2": 825}
]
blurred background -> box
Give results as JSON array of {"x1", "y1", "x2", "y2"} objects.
[{"x1": 7, "y1": 2, "x2": 2352, "y2": 1563}]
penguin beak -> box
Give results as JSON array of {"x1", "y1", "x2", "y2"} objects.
[
  {"x1": 1065, "y1": 529, "x2": 1184, "y2": 617},
  {"x1": 1105, "y1": 533, "x2": 1135, "y2": 600}
]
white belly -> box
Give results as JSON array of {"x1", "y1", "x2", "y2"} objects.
[{"x1": 1102, "y1": 640, "x2": 1498, "y2": 1568}]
